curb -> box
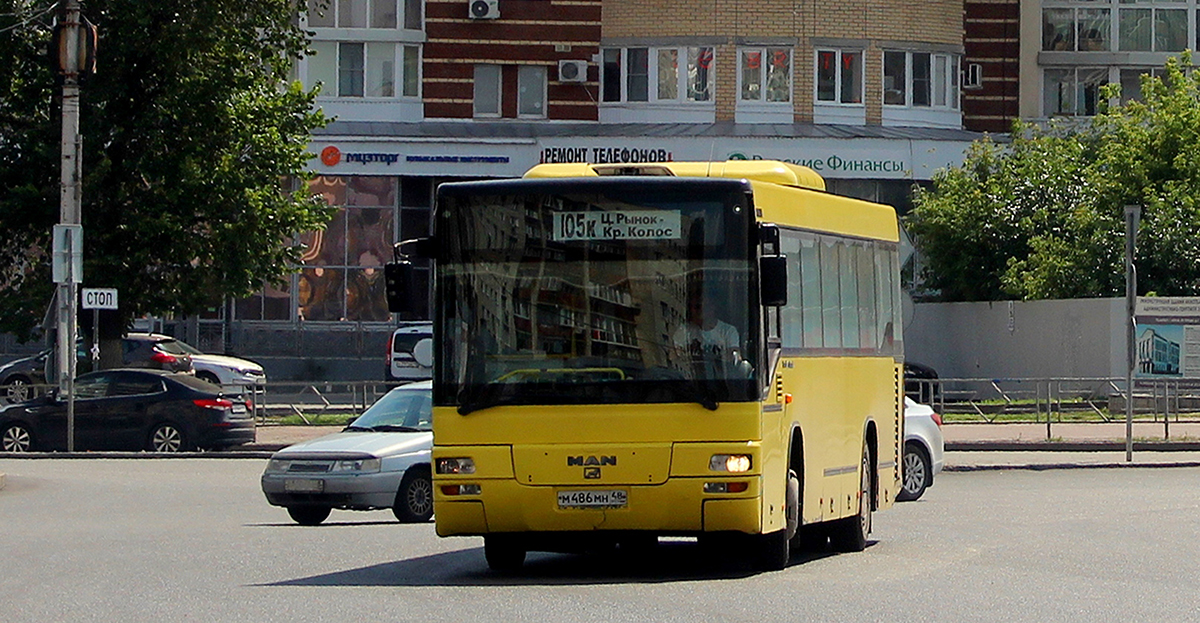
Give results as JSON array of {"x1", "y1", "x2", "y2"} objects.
[{"x1": 946, "y1": 461, "x2": 1200, "y2": 471}]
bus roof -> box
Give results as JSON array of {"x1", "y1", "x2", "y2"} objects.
[
  {"x1": 524, "y1": 160, "x2": 827, "y2": 191},
  {"x1": 522, "y1": 160, "x2": 896, "y2": 242}
]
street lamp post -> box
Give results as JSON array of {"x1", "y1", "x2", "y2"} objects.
[{"x1": 53, "y1": 0, "x2": 94, "y2": 451}]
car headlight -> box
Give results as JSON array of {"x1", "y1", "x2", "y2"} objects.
[
  {"x1": 265, "y1": 459, "x2": 292, "y2": 474},
  {"x1": 331, "y1": 458, "x2": 382, "y2": 473}
]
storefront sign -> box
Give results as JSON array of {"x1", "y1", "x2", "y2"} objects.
[
  {"x1": 540, "y1": 147, "x2": 672, "y2": 164},
  {"x1": 727, "y1": 151, "x2": 906, "y2": 174}
]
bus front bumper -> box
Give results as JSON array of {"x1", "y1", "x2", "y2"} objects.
[{"x1": 433, "y1": 477, "x2": 762, "y2": 537}]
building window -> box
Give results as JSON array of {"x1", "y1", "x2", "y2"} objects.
[
  {"x1": 518, "y1": 65, "x2": 547, "y2": 117},
  {"x1": 1120, "y1": 7, "x2": 1186, "y2": 51},
  {"x1": 1044, "y1": 67, "x2": 1108, "y2": 116},
  {"x1": 883, "y1": 50, "x2": 959, "y2": 109},
  {"x1": 307, "y1": 0, "x2": 419, "y2": 30},
  {"x1": 307, "y1": 41, "x2": 419, "y2": 99},
  {"x1": 740, "y1": 47, "x2": 792, "y2": 103},
  {"x1": 1043, "y1": 7, "x2": 1111, "y2": 51},
  {"x1": 601, "y1": 46, "x2": 714, "y2": 103},
  {"x1": 474, "y1": 65, "x2": 501, "y2": 117},
  {"x1": 338, "y1": 43, "x2": 365, "y2": 96},
  {"x1": 402, "y1": 45, "x2": 420, "y2": 97},
  {"x1": 815, "y1": 49, "x2": 862, "y2": 104}
]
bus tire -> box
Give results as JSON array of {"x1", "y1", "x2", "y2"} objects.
[
  {"x1": 830, "y1": 443, "x2": 872, "y2": 552},
  {"x1": 755, "y1": 528, "x2": 790, "y2": 571},
  {"x1": 484, "y1": 535, "x2": 526, "y2": 573}
]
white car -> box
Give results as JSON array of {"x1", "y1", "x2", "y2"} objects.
[
  {"x1": 899, "y1": 397, "x2": 945, "y2": 501},
  {"x1": 129, "y1": 333, "x2": 267, "y2": 387},
  {"x1": 387, "y1": 323, "x2": 433, "y2": 382},
  {"x1": 261, "y1": 380, "x2": 433, "y2": 525}
]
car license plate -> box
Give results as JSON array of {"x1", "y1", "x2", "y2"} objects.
[
  {"x1": 557, "y1": 489, "x2": 627, "y2": 509},
  {"x1": 232, "y1": 404, "x2": 247, "y2": 414},
  {"x1": 284, "y1": 479, "x2": 324, "y2": 493}
]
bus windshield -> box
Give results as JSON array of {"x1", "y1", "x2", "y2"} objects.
[{"x1": 434, "y1": 178, "x2": 759, "y2": 413}]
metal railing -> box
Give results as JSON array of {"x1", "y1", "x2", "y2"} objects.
[{"x1": 907, "y1": 376, "x2": 1198, "y2": 439}]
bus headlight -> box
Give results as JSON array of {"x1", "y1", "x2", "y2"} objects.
[
  {"x1": 710, "y1": 454, "x2": 752, "y2": 473},
  {"x1": 437, "y1": 457, "x2": 476, "y2": 474}
]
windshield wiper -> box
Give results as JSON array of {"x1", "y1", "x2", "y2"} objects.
[
  {"x1": 343, "y1": 425, "x2": 375, "y2": 432},
  {"x1": 370, "y1": 424, "x2": 426, "y2": 432},
  {"x1": 682, "y1": 378, "x2": 719, "y2": 411}
]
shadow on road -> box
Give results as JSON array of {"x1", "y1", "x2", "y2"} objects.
[{"x1": 256, "y1": 540, "x2": 854, "y2": 587}]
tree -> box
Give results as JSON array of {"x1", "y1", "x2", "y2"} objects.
[
  {"x1": 0, "y1": 0, "x2": 332, "y2": 343},
  {"x1": 906, "y1": 53, "x2": 1200, "y2": 301}
]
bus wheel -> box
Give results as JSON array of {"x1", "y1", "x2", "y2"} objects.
[
  {"x1": 830, "y1": 443, "x2": 872, "y2": 552},
  {"x1": 754, "y1": 529, "x2": 790, "y2": 571},
  {"x1": 484, "y1": 535, "x2": 526, "y2": 572}
]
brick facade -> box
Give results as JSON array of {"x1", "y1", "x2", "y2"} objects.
[
  {"x1": 962, "y1": 0, "x2": 1020, "y2": 133},
  {"x1": 423, "y1": 0, "x2": 602, "y2": 120}
]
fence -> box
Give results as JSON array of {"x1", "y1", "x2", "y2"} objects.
[{"x1": 908, "y1": 376, "x2": 1199, "y2": 439}]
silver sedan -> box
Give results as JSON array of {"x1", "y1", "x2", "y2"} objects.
[{"x1": 261, "y1": 381, "x2": 433, "y2": 524}]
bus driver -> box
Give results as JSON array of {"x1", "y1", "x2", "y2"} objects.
[{"x1": 672, "y1": 297, "x2": 746, "y2": 375}]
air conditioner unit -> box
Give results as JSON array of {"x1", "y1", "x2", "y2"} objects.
[
  {"x1": 964, "y1": 63, "x2": 983, "y2": 90},
  {"x1": 558, "y1": 60, "x2": 588, "y2": 83},
  {"x1": 468, "y1": 0, "x2": 499, "y2": 19}
]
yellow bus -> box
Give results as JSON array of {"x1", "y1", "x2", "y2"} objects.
[{"x1": 392, "y1": 160, "x2": 903, "y2": 571}]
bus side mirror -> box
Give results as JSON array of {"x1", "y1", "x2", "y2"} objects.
[
  {"x1": 384, "y1": 261, "x2": 421, "y2": 315},
  {"x1": 760, "y1": 255, "x2": 787, "y2": 307}
]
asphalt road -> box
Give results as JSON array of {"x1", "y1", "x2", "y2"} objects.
[{"x1": 1, "y1": 459, "x2": 1199, "y2": 622}]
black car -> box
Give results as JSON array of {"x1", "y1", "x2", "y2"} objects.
[
  {"x1": 904, "y1": 361, "x2": 940, "y2": 403},
  {"x1": 0, "y1": 369, "x2": 255, "y2": 453},
  {"x1": 0, "y1": 335, "x2": 194, "y2": 404}
]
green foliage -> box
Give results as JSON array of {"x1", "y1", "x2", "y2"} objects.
[
  {"x1": 0, "y1": 0, "x2": 332, "y2": 340},
  {"x1": 907, "y1": 53, "x2": 1200, "y2": 301}
]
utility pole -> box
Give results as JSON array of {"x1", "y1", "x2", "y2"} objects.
[
  {"x1": 53, "y1": 0, "x2": 95, "y2": 452},
  {"x1": 1125, "y1": 205, "x2": 1140, "y2": 463}
]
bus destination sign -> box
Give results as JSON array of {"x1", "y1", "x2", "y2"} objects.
[{"x1": 552, "y1": 211, "x2": 681, "y2": 242}]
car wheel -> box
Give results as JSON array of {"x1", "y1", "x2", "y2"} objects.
[
  {"x1": 2, "y1": 422, "x2": 34, "y2": 452},
  {"x1": 287, "y1": 506, "x2": 332, "y2": 526},
  {"x1": 898, "y1": 442, "x2": 931, "y2": 502},
  {"x1": 196, "y1": 371, "x2": 221, "y2": 385},
  {"x1": 3, "y1": 375, "x2": 33, "y2": 404},
  {"x1": 147, "y1": 423, "x2": 186, "y2": 453},
  {"x1": 483, "y1": 535, "x2": 526, "y2": 572},
  {"x1": 392, "y1": 468, "x2": 434, "y2": 523},
  {"x1": 829, "y1": 443, "x2": 872, "y2": 553}
]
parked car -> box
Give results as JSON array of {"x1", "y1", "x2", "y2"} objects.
[
  {"x1": 136, "y1": 333, "x2": 266, "y2": 387},
  {"x1": 0, "y1": 368, "x2": 255, "y2": 453},
  {"x1": 0, "y1": 334, "x2": 194, "y2": 405},
  {"x1": 0, "y1": 350, "x2": 53, "y2": 404},
  {"x1": 261, "y1": 380, "x2": 433, "y2": 525},
  {"x1": 386, "y1": 323, "x2": 433, "y2": 383},
  {"x1": 899, "y1": 396, "x2": 945, "y2": 501},
  {"x1": 904, "y1": 361, "x2": 940, "y2": 403}
]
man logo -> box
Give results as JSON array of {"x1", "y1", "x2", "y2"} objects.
[
  {"x1": 567, "y1": 455, "x2": 616, "y2": 466},
  {"x1": 583, "y1": 467, "x2": 601, "y2": 479}
]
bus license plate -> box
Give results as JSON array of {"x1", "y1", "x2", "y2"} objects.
[{"x1": 557, "y1": 489, "x2": 627, "y2": 509}]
